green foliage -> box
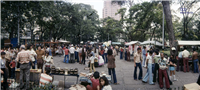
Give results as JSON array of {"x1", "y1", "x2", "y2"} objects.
[{"x1": 32, "y1": 83, "x2": 56, "y2": 90}]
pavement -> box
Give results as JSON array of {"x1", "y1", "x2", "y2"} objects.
[{"x1": 52, "y1": 54, "x2": 199, "y2": 90}]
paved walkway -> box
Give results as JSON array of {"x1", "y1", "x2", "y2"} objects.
[{"x1": 53, "y1": 55, "x2": 199, "y2": 90}]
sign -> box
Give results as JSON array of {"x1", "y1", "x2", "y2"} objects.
[{"x1": 180, "y1": 8, "x2": 193, "y2": 14}]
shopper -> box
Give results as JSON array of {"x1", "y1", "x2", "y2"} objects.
[
  {"x1": 142, "y1": 51, "x2": 155, "y2": 85},
  {"x1": 63, "y1": 46, "x2": 69, "y2": 63},
  {"x1": 42, "y1": 51, "x2": 54, "y2": 73},
  {"x1": 120, "y1": 47, "x2": 123, "y2": 59},
  {"x1": 142, "y1": 46, "x2": 147, "y2": 67},
  {"x1": 104, "y1": 46, "x2": 108, "y2": 63},
  {"x1": 158, "y1": 53, "x2": 170, "y2": 89},
  {"x1": 169, "y1": 55, "x2": 177, "y2": 81},
  {"x1": 182, "y1": 46, "x2": 190, "y2": 72},
  {"x1": 69, "y1": 45, "x2": 75, "y2": 61},
  {"x1": 89, "y1": 54, "x2": 96, "y2": 73},
  {"x1": 82, "y1": 48, "x2": 86, "y2": 65},
  {"x1": 86, "y1": 71, "x2": 100, "y2": 90},
  {"x1": 107, "y1": 49, "x2": 119, "y2": 84},
  {"x1": 16, "y1": 45, "x2": 32, "y2": 89},
  {"x1": 134, "y1": 48, "x2": 143, "y2": 80},
  {"x1": 192, "y1": 49, "x2": 199, "y2": 73},
  {"x1": 153, "y1": 51, "x2": 160, "y2": 82},
  {"x1": 98, "y1": 76, "x2": 112, "y2": 90},
  {"x1": 36, "y1": 46, "x2": 45, "y2": 70},
  {"x1": 79, "y1": 46, "x2": 83, "y2": 64},
  {"x1": 177, "y1": 48, "x2": 183, "y2": 72},
  {"x1": 0, "y1": 52, "x2": 9, "y2": 90},
  {"x1": 9, "y1": 58, "x2": 16, "y2": 79},
  {"x1": 75, "y1": 46, "x2": 79, "y2": 62}
]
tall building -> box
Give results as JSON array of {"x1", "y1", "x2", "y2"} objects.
[{"x1": 103, "y1": 0, "x2": 121, "y2": 20}]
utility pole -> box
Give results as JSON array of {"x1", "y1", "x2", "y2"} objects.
[
  {"x1": 108, "y1": 33, "x2": 109, "y2": 41},
  {"x1": 162, "y1": 7, "x2": 165, "y2": 49},
  {"x1": 17, "y1": 3, "x2": 20, "y2": 45}
]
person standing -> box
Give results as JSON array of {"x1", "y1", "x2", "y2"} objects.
[
  {"x1": 0, "y1": 52, "x2": 9, "y2": 90},
  {"x1": 104, "y1": 46, "x2": 108, "y2": 63},
  {"x1": 115, "y1": 45, "x2": 119, "y2": 55},
  {"x1": 100, "y1": 47, "x2": 105, "y2": 61},
  {"x1": 75, "y1": 46, "x2": 79, "y2": 62},
  {"x1": 69, "y1": 45, "x2": 75, "y2": 61},
  {"x1": 142, "y1": 46, "x2": 147, "y2": 67},
  {"x1": 89, "y1": 54, "x2": 96, "y2": 73},
  {"x1": 192, "y1": 49, "x2": 199, "y2": 73},
  {"x1": 42, "y1": 51, "x2": 54, "y2": 73},
  {"x1": 153, "y1": 51, "x2": 160, "y2": 82},
  {"x1": 182, "y1": 47, "x2": 190, "y2": 72},
  {"x1": 169, "y1": 55, "x2": 177, "y2": 81},
  {"x1": 36, "y1": 46, "x2": 45, "y2": 70},
  {"x1": 142, "y1": 51, "x2": 155, "y2": 85},
  {"x1": 5, "y1": 46, "x2": 12, "y2": 78},
  {"x1": 46, "y1": 45, "x2": 52, "y2": 56},
  {"x1": 158, "y1": 53, "x2": 170, "y2": 89},
  {"x1": 27, "y1": 45, "x2": 37, "y2": 69},
  {"x1": 81, "y1": 48, "x2": 86, "y2": 65},
  {"x1": 120, "y1": 47, "x2": 123, "y2": 59},
  {"x1": 107, "y1": 49, "x2": 119, "y2": 84},
  {"x1": 9, "y1": 58, "x2": 16, "y2": 79},
  {"x1": 16, "y1": 45, "x2": 32, "y2": 89},
  {"x1": 124, "y1": 48, "x2": 127, "y2": 61},
  {"x1": 134, "y1": 48, "x2": 143, "y2": 80},
  {"x1": 113, "y1": 47, "x2": 117, "y2": 57},
  {"x1": 176, "y1": 48, "x2": 183, "y2": 71},
  {"x1": 79, "y1": 46, "x2": 83, "y2": 64},
  {"x1": 58, "y1": 46, "x2": 63, "y2": 57},
  {"x1": 63, "y1": 46, "x2": 69, "y2": 63}
]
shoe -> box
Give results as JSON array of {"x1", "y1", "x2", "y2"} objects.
[
  {"x1": 167, "y1": 88, "x2": 172, "y2": 90},
  {"x1": 134, "y1": 79, "x2": 137, "y2": 81},
  {"x1": 174, "y1": 79, "x2": 178, "y2": 81},
  {"x1": 142, "y1": 81, "x2": 147, "y2": 83},
  {"x1": 150, "y1": 83, "x2": 155, "y2": 85},
  {"x1": 160, "y1": 87, "x2": 163, "y2": 89}
]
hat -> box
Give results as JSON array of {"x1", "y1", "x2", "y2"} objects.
[
  {"x1": 71, "y1": 44, "x2": 73, "y2": 47},
  {"x1": 20, "y1": 45, "x2": 25, "y2": 49},
  {"x1": 171, "y1": 47, "x2": 176, "y2": 50}
]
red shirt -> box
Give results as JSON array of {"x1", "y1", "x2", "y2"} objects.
[
  {"x1": 10, "y1": 61, "x2": 16, "y2": 68},
  {"x1": 100, "y1": 50, "x2": 104, "y2": 55},
  {"x1": 91, "y1": 78, "x2": 99, "y2": 90},
  {"x1": 121, "y1": 49, "x2": 123, "y2": 52},
  {"x1": 65, "y1": 49, "x2": 69, "y2": 55}
]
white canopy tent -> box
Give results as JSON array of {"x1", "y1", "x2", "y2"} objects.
[
  {"x1": 140, "y1": 41, "x2": 163, "y2": 46},
  {"x1": 125, "y1": 41, "x2": 140, "y2": 45},
  {"x1": 58, "y1": 40, "x2": 70, "y2": 43},
  {"x1": 178, "y1": 41, "x2": 200, "y2": 45}
]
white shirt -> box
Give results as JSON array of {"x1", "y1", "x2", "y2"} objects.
[
  {"x1": 182, "y1": 50, "x2": 190, "y2": 58},
  {"x1": 90, "y1": 56, "x2": 95, "y2": 64},
  {"x1": 79, "y1": 48, "x2": 82, "y2": 53},
  {"x1": 43, "y1": 56, "x2": 53, "y2": 65},
  {"x1": 102, "y1": 85, "x2": 112, "y2": 90},
  {"x1": 69, "y1": 47, "x2": 75, "y2": 54},
  {"x1": 75, "y1": 48, "x2": 79, "y2": 52},
  {"x1": 146, "y1": 55, "x2": 153, "y2": 64},
  {"x1": 104, "y1": 48, "x2": 108, "y2": 53},
  {"x1": 27, "y1": 49, "x2": 37, "y2": 61}
]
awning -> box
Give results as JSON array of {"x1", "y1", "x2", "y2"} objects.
[
  {"x1": 58, "y1": 40, "x2": 70, "y2": 43},
  {"x1": 140, "y1": 41, "x2": 163, "y2": 46},
  {"x1": 178, "y1": 41, "x2": 200, "y2": 45},
  {"x1": 112, "y1": 42, "x2": 121, "y2": 45},
  {"x1": 125, "y1": 41, "x2": 140, "y2": 45}
]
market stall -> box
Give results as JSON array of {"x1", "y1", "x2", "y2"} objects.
[{"x1": 125, "y1": 41, "x2": 141, "y2": 55}]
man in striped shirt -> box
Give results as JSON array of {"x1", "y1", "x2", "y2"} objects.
[{"x1": 16, "y1": 45, "x2": 31, "y2": 89}]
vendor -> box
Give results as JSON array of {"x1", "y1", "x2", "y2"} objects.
[
  {"x1": 42, "y1": 51, "x2": 54, "y2": 74},
  {"x1": 86, "y1": 71, "x2": 100, "y2": 90}
]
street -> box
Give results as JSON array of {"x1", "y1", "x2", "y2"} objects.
[{"x1": 53, "y1": 54, "x2": 199, "y2": 90}]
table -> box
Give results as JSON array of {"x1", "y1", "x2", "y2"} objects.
[{"x1": 50, "y1": 74, "x2": 79, "y2": 89}]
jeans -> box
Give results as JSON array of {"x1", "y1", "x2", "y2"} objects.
[
  {"x1": 82, "y1": 56, "x2": 86, "y2": 64},
  {"x1": 142, "y1": 55, "x2": 146, "y2": 66},
  {"x1": 29, "y1": 61, "x2": 36, "y2": 69},
  {"x1": 143, "y1": 63, "x2": 154, "y2": 84},
  {"x1": 64, "y1": 55, "x2": 69, "y2": 63},
  {"x1": 176, "y1": 58, "x2": 183, "y2": 71},
  {"x1": 159, "y1": 69, "x2": 170, "y2": 88},
  {"x1": 125, "y1": 52, "x2": 127, "y2": 60},
  {"x1": 108, "y1": 68, "x2": 117, "y2": 83},
  {"x1": 134, "y1": 63, "x2": 143, "y2": 80},
  {"x1": 11, "y1": 68, "x2": 15, "y2": 79},
  {"x1": 1, "y1": 68, "x2": 8, "y2": 89},
  {"x1": 153, "y1": 63, "x2": 159, "y2": 82},
  {"x1": 75, "y1": 52, "x2": 79, "y2": 62},
  {"x1": 183, "y1": 58, "x2": 189, "y2": 72},
  {"x1": 104, "y1": 53, "x2": 108, "y2": 63},
  {"x1": 102, "y1": 53, "x2": 105, "y2": 61},
  {"x1": 120, "y1": 51, "x2": 123, "y2": 59},
  {"x1": 194, "y1": 59, "x2": 199, "y2": 73},
  {"x1": 152, "y1": 64, "x2": 155, "y2": 72},
  {"x1": 20, "y1": 63, "x2": 30, "y2": 89}
]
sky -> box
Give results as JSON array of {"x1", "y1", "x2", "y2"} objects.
[
  {"x1": 70, "y1": 0, "x2": 104, "y2": 19},
  {"x1": 70, "y1": 0, "x2": 200, "y2": 19}
]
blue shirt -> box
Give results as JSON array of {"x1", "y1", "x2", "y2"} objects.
[
  {"x1": 142, "y1": 49, "x2": 146, "y2": 55},
  {"x1": 178, "y1": 51, "x2": 183, "y2": 58},
  {"x1": 0, "y1": 58, "x2": 6, "y2": 69}
]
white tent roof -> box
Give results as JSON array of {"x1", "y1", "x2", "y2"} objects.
[
  {"x1": 178, "y1": 41, "x2": 200, "y2": 45},
  {"x1": 140, "y1": 41, "x2": 163, "y2": 46},
  {"x1": 125, "y1": 41, "x2": 140, "y2": 45},
  {"x1": 58, "y1": 40, "x2": 70, "y2": 43}
]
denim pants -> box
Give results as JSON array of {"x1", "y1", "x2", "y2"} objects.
[
  {"x1": 142, "y1": 55, "x2": 146, "y2": 66},
  {"x1": 194, "y1": 59, "x2": 199, "y2": 73},
  {"x1": 153, "y1": 63, "x2": 159, "y2": 82},
  {"x1": 125, "y1": 52, "x2": 127, "y2": 60},
  {"x1": 75, "y1": 51, "x2": 79, "y2": 62},
  {"x1": 64, "y1": 55, "x2": 69, "y2": 63},
  {"x1": 120, "y1": 51, "x2": 123, "y2": 59},
  {"x1": 108, "y1": 68, "x2": 117, "y2": 83},
  {"x1": 134, "y1": 63, "x2": 143, "y2": 80},
  {"x1": 11, "y1": 68, "x2": 15, "y2": 79},
  {"x1": 143, "y1": 63, "x2": 154, "y2": 84},
  {"x1": 104, "y1": 53, "x2": 108, "y2": 63}
]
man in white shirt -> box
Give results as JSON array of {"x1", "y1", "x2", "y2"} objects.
[
  {"x1": 104, "y1": 46, "x2": 108, "y2": 63},
  {"x1": 69, "y1": 45, "x2": 75, "y2": 61},
  {"x1": 182, "y1": 46, "x2": 190, "y2": 72},
  {"x1": 142, "y1": 51, "x2": 154, "y2": 85}
]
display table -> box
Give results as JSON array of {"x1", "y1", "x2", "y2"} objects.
[
  {"x1": 15, "y1": 69, "x2": 41, "y2": 85},
  {"x1": 50, "y1": 74, "x2": 79, "y2": 89}
]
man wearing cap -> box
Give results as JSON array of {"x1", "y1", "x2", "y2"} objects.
[
  {"x1": 1, "y1": 52, "x2": 9, "y2": 90},
  {"x1": 69, "y1": 44, "x2": 75, "y2": 61},
  {"x1": 182, "y1": 46, "x2": 190, "y2": 72},
  {"x1": 16, "y1": 45, "x2": 31, "y2": 89}
]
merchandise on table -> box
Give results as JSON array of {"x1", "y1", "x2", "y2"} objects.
[{"x1": 69, "y1": 84, "x2": 86, "y2": 90}]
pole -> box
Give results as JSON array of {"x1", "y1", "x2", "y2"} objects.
[
  {"x1": 162, "y1": 7, "x2": 165, "y2": 49},
  {"x1": 108, "y1": 33, "x2": 109, "y2": 41},
  {"x1": 17, "y1": 4, "x2": 20, "y2": 45}
]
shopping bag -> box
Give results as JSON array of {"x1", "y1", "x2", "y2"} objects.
[{"x1": 98, "y1": 56, "x2": 104, "y2": 66}]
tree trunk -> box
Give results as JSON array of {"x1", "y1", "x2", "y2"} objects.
[{"x1": 162, "y1": 1, "x2": 177, "y2": 56}]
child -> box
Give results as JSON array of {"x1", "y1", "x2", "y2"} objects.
[
  {"x1": 9, "y1": 58, "x2": 16, "y2": 79},
  {"x1": 98, "y1": 76, "x2": 112, "y2": 90},
  {"x1": 142, "y1": 51, "x2": 155, "y2": 85},
  {"x1": 89, "y1": 54, "x2": 96, "y2": 73},
  {"x1": 169, "y1": 55, "x2": 177, "y2": 81}
]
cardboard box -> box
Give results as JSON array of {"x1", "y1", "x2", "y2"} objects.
[{"x1": 184, "y1": 83, "x2": 200, "y2": 90}]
